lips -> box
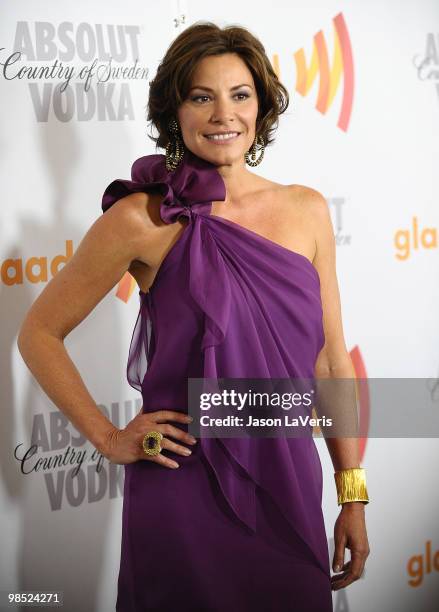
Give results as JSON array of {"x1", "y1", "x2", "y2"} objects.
[{"x1": 203, "y1": 132, "x2": 241, "y2": 141}]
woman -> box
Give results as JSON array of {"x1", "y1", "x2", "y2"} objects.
[{"x1": 18, "y1": 22, "x2": 370, "y2": 612}]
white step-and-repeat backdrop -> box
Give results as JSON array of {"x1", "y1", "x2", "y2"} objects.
[{"x1": 1, "y1": 1, "x2": 438, "y2": 610}]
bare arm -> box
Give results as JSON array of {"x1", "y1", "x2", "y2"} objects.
[
  {"x1": 310, "y1": 189, "x2": 361, "y2": 472},
  {"x1": 309, "y1": 189, "x2": 370, "y2": 588},
  {"x1": 17, "y1": 192, "x2": 155, "y2": 455}
]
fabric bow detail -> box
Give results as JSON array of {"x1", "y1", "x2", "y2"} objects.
[{"x1": 102, "y1": 150, "x2": 226, "y2": 225}]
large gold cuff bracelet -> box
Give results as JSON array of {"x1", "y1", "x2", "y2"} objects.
[{"x1": 334, "y1": 467, "x2": 369, "y2": 505}]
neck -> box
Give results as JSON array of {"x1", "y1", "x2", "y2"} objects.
[{"x1": 214, "y1": 159, "x2": 257, "y2": 207}]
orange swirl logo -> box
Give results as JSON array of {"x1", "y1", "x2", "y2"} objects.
[
  {"x1": 273, "y1": 12, "x2": 354, "y2": 131},
  {"x1": 115, "y1": 271, "x2": 137, "y2": 303}
]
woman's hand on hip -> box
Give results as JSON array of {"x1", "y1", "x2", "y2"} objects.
[{"x1": 101, "y1": 409, "x2": 196, "y2": 468}]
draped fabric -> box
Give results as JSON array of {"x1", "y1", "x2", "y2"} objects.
[{"x1": 102, "y1": 150, "x2": 331, "y2": 610}]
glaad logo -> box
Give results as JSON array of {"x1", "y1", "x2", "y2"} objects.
[
  {"x1": 407, "y1": 540, "x2": 439, "y2": 587},
  {"x1": 0, "y1": 22, "x2": 149, "y2": 121},
  {"x1": 273, "y1": 12, "x2": 354, "y2": 131},
  {"x1": 394, "y1": 216, "x2": 437, "y2": 260},
  {"x1": 1, "y1": 240, "x2": 73, "y2": 285},
  {"x1": 412, "y1": 33, "x2": 439, "y2": 101}
]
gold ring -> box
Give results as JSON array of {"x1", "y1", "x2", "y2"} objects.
[{"x1": 142, "y1": 431, "x2": 163, "y2": 456}]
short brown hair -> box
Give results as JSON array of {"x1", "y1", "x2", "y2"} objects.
[{"x1": 146, "y1": 21, "x2": 289, "y2": 151}]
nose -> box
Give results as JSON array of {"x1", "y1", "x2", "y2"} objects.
[{"x1": 210, "y1": 93, "x2": 235, "y2": 123}]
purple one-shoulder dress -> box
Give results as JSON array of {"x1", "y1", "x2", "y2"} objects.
[{"x1": 102, "y1": 149, "x2": 333, "y2": 612}]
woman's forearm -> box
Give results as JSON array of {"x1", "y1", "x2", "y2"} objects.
[
  {"x1": 317, "y1": 360, "x2": 365, "y2": 509},
  {"x1": 17, "y1": 324, "x2": 116, "y2": 455},
  {"x1": 324, "y1": 436, "x2": 360, "y2": 471},
  {"x1": 315, "y1": 356, "x2": 362, "y2": 470}
]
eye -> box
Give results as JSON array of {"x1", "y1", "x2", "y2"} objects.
[
  {"x1": 191, "y1": 95, "x2": 211, "y2": 103},
  {"x1": 190, "y1": 92, "x2": 250, "y2": 103},
  {"x1": 234, "y1": 93, "x2": 249, "y2": 100}
]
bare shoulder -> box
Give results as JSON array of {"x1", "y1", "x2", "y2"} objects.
[
  {"x1": 287, "y1": 185, "x2": 336, "y2": 279},
  {"x1": 286, "y1": 184, "x2": 332, "y2": 233},
  {"x1": 258, "y1": 177, "x2": 327, "y2": 216},
  {"x1": 281, "y1": 184, "x2": 334, "y2": 268},
  {"x1": 284, "y1": 183, "x2": 327, "y2": 211},
  {"x1": 101, "y1": 190, "x2": 174, "y2": 262},
  {"x1": 101, "y1": 191, "x2": 162, "y2": 235}
]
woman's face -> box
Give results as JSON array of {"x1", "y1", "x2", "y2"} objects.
[{"x1": 177, "y1": 52, "x2": 259, "y2": 168}]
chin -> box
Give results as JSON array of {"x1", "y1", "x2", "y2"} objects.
[{"x1": 201, "y1": 146, "x2": 244, "y2": 163}]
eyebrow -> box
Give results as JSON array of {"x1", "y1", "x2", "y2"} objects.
[{"x1": 189, "y1": 83, "x2": 253, "y2": 92}]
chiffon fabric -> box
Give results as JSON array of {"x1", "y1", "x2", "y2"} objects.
[{"x1": 102, "y1": 149, "x2": 333, "y2": 612}]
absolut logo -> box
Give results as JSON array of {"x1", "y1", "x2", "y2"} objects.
[
  {"x1": 13, "y1": 398, "x2": 142, "y2": 509},
  {"x1": 0, "y1": 22, "x2": 149, "y2": 121},
  {"x1": 412, "y1": 32, "x2": 439, "y2": 101}
]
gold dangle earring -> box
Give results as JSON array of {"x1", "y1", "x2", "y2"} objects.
[
  {"x1": 245, "y1": 134, "x2": 265, "y2": 167},
  {"x1": 165, "y1": 118, "x2": 185, "y2": 172}
]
